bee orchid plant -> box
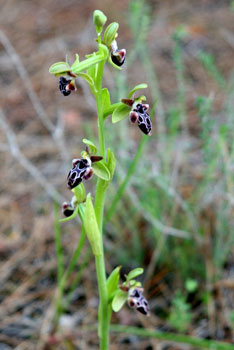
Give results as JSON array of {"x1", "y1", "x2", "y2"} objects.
[{"x1": 49, "y1": 10, "x2": 151, "y2": 350}]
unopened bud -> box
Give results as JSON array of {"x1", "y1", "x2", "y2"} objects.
[
  {"x1": 93, "y1": 10, "x2": 107, "y2": 33},
  {"x1": 104, "y1": 22, "x2": 119, "y2": 47}
]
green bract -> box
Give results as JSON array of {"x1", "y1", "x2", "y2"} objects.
[
  {"x1": 112, "y1": 290, "x2": 128, "y2": 312},
  {"x1": 92, "y1": 161, "x2": 111, "y2": 181},
  {"x1": 102, "y1": 88, "x2": 111, "y2": 112},
  {"x1": 112, "y1": 104, "x2": 130, "y2": 123},
  {"x1": 77, "y1": 72, "x2": 94, "y2": 86},
  {"x1": 49, "y1": 61, "x2": 71, "y2": 76},
  {"x1": 71, "y1": 54, "x2": 104, "y2": 74},
  {"x1": 107, "y1": 266, "x2": 121, "y2": 302},
  {"x1": 84, "y1": 194, "x2": 102, "y2": 256},
  {"x1": 103, "y1": 22, "x2": 119, "y2": 47},
  {"x1": 106, "y1": 148, "x2": 116, "y2": 180},
  {"x1": 73, "y1": 182, "x2": 86, "y2": 204}
]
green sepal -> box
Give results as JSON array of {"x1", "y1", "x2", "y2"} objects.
[
  {"x1": 129, "y1": 280, "x2": 142, "y2": 288},
  {"x1": 107, "y1": 148, "x2": 116, "y2": 180},
  {"x1": 59, "y1": 205, "x2": 79, "y2": 223},
  {"x1": 112, "y1": 289, "x2": 128, "y2": 312},
  {"x1": 72, "y1": 182, "x2": 86, "y2": 204},
  {"x1": 102, "y1": 88, "x2": 111, "y2": 112},
  {"x1": 103, "y1": 22, "x2": 119, "y2": 47},
  {"x1": 128, "y1": 84, "x2": 148, "y2": 98},
  {"x1": 71, "y1": 52, "x2": 105, "y2": 75},
  {"x1": 49, "y1": 61, "x2": 71, "y2": 76},
  {"x1": 82, "y1": 138, "x2": 97, "y2": 155},
  {"x1": 108, "y1": 55, "x2": 122, "y2": 70},
  {"x1": 126, "y1": 267, "x2": 144, "y2": 282},
  {"x1": 77, "y1": 72, "x2": 94, "y2": 86},
  {"x1": 84, "y1": 194, "x2": 102, "y2": 256},
  {"x1": 112, "y1": 103, "x2": 130, "y2": 123},
  {"x1": 92, "y1": 161, "x2": 110, "y2": 181},
  {"x1": 72, "y1": 54, "x2": 79, "y2": 66},
  {"x1": 107, "y1": 266, "x2": 121, "y2": 302}
]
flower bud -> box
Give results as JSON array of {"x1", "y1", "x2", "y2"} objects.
[
  {"x1": 62, "y1": 202, "x2": 74, "y2": 217},
  {"x1": 104, "y1": 22, "x2": 119, "y2": 47},
  {"x1": 127, "y1": 288, "x2": 150, "y2": 316},
  {"x1": 93, "y1": 10, "x2": 107, "y2": 33}
]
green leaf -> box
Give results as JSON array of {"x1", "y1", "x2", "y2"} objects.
[
  {"x1": 103, "y1": 22, "x2": 119, "y2": 47},
  {"x1": 112, "y1": 104, "x2": 130, "y2": 123},
  {"x1": 128, "y1": 84, "x2": 148, "y2": 98},
  {"x1": 49, "y1": 61, "x2": 71, "y2": 75},
  {"x1": 107, "y1": 266, "x2": 121, "y2": 302},
  {"x1": 126, "y1": 268, "x2": 144, "y2": 282},
  {"x1": 112, "y1": 290, "x2": 128, "y2": 312},
  {"x1": 92, "y1": 161, "x2": 110, "y2": 181},
  {"x1": 77, "y1": 72, "x2": 94, "y2": 86},
  {"x1": 59, "y1": 206, "x2": 79, "y2": 223},
  {"x1": 84, "y1": 194, "x2": 101, "y2": 256},
  {"x1": 82, "y1": 138, "x2": 97, "y2": 155},
  {"x1": 72, "y1": 182, "x2": 85, "y2": 204},
  {"x1": 107, "y1": 148, "x2": 116, "y2": 180},
  {"x1": 102, "y1": 88, "x2": 111, "y2": 112}
]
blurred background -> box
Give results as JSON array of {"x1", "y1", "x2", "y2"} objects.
[{"x1": 0, "y1": 0, "x2": 233, "y2": 349}]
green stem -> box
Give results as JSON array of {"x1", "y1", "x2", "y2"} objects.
[
  {"x1": 55, "y1": 206, "x2": 86, "y2": 321},
  {"x1": 93, "y1": 42, "x2": 109, "y2": 350},
  {"x1": 110, "y1": 325, "x2": 234, "y2": 350},
  {"x1": 54, "y1": 201, "x2": 64, "y2": 321}
]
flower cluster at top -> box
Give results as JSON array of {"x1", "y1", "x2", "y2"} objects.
[{"x1": 49, "y1": 11, "x2": 152, "y2": 137}]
